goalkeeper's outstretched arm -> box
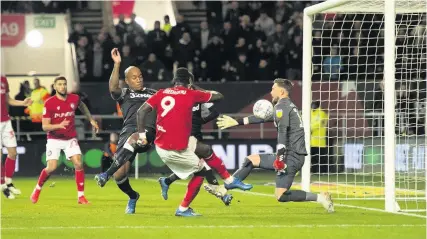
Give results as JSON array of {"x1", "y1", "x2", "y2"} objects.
[{"x1": 217, "y1": 114, "x2": 273, "y2": 130}]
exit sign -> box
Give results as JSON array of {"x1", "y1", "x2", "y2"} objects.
[{"x1": 34, "y1": 16, "x2": 55, "y2": 28}]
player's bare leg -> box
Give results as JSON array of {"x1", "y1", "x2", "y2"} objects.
[
  {"x1": 69, "y1": 154, "x2": 88, "y2": 204},
  {"x1": 160, "y1": 167, "x2": 233, "y2": 206},
  {"x1": 31, "y1": 160, "x2": 57, "y2": 203},
  {"x1": 113, "y1": 161, "x2": 140, "y2": 214},
  {"x1": 275, "y1": 187, "x2": 334, "y2": 213},
  {"x1": 4, "y1": 147, "x2": 20, "y2": 195},
  {"x1": 195, "y1": 141, "x2": 252, "y2": 191}
]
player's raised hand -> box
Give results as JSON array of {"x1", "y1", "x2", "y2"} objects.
[
  {"x1": 216, "y1": 115, "x2": 238, "y2": 130},
  {"x1": 90, "y1": 119, "x2": 99, "y2": 134},
  {"x1": 111, "y1": 48, "x2": 121, "y2": 64},
  {"x1": 23, "y1": 97, "x2": 33, "y2": 106},
  {"x1": 59, "y1": 119, "x2": 70, "y2": 129}
]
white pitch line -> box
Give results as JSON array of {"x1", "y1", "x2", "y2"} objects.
[
  {"x1": 2, "y1": 224, "x2": 425, "y2": 230},
  {"x1": 144, "y1": 179, "x2": 427, "y2": 219}
]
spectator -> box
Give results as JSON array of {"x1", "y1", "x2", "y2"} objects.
[
  {"x1": 169, "y1": 15, "x2": 192, "y2": 48},
  {"x1": 224, "y1": 1, "x2": 240, "y2": 28},
  {"x1": 68, "y1": 23, "x2": 92, "y2": 46},
  {"x1": 115, "y1": 14, "x2": 128, "y2": 41},
  {"x1": 194, "y1": 61, "x2": 210, "y2": 82},
  {"x1": 273, "y1": 1, "x2": 289, "y2": 24},
  {"x1": 196, "y1": 21, "x2": 212, "y2": 51},
  {"x1": 232, "y1": 53, "x2": 251, "y2": 81},
  {"x1": 147, "y1": 21, "x2": 168, "y2": 62},
  {"x1": 206, "y1": 1, "x2": 223, "y2": 31},
  {"x1": 237, "y1": 15, "x2": 254, "y2": 45},
  {"x1": 119, "y1": 45, "x2": 136, "y2": 79},
  {"x1": 310, "y1": 101, "x2": 329, "y2": 173},
  {"x1": 322, "y1": 46, "x2": 342, "y2": 80},
  {"x1": 255, "y1": 59, "x2": 273, "y2": 81},
  {"x1": 173, "y1": 32, "x2": 195, "y2": 68},
  {"x1": 140, "y1": 53, "x2": 165, "y2": 81},
  {"x1": 286, "y1": 35, "x2": 303, "y2": 81},
  {"x1": 266, "y1": 24, "x2": 287, "y2": 53},
  {"x1": 128, "y1": 13, "x2": 145, "y2": 36},
  {"x1": 131, "y1": 35, "x2": 149, "y2": 66},
  {"x1": 250, "y1": 39, "x2": 268, "y2": 67},
  {"x1": 255, "y1": 10, "x2": 275, "y2": 37},
  {"x1": 25, "y1": 78, "x2": 49, "y2": 137},
  {"x1": 234, "y1": 37, "x2": 249, "y2": 60},
  {"x1": 92, "y1": 41, "x2": 106, "y2": 81},
  {"x1": 163, "y1": 15, "x2": 172, "y2": 35},
  {"x1": 76, "y1": 36, "x2": 91, "y2": 81},
  {"x1": 112, "y1": 35, "x2": 123, "y2": 52},
  {"x1": 202, "y1": 36, "x2": 223, "y2": 81},
  {"x1": 220, "y1": 22, "x2": 238, "y2": 62}
]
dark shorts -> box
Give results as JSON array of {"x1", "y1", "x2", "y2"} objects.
[
  {"x1": 259, "y1": 152, "x2": 305, "y2": 190},
  {"x1": 117, "y1": 126, "x2": 156, "y2": 162}
]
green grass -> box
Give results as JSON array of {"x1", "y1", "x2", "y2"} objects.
[{"x1": 1, "y1": 176, "x2": 426, "y2": 239}]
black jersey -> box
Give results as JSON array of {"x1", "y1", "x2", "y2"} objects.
[
  {"x1": 191, "y1": 102, "x2": 214, "y2": 137},
  {"x1": 112, "y1": 87, "x2": 157, "y2": 130},
  {"x1": 274, "y1": 98, "x2": 308, "y2": 156}
]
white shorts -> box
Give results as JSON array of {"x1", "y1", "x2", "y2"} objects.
[
  {"x1": 156, "y1": 136, "x2": 204, "y2": 179},
  {"x1": 0, "y1": 120, "x2": 17, "y2": 148},
  {"x1": 46, "y1": 138, "x2": 82, "y2": 161}
]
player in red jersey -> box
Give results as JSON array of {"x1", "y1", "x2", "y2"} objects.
[
  {"x1": 30, "y1": 76, "x2": 99, "y2": 204},
  {"x1": 0, "y1": 75, "x2": 32, "y2": 199},
  {"x1": 136, "y1": 68, "x2": 252, "y2": 216}
]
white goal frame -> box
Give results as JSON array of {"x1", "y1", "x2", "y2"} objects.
[{"x1": 301, "y1": 0, "x2": 426, "y2": 213}]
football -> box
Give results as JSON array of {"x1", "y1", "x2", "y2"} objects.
[{"x1": 253, "y1": 99, "x2": 274, "y2": 120}]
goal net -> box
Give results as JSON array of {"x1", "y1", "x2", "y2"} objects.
[{"x1": 302, "y1": 0, "x2": 426, "y2": 215}]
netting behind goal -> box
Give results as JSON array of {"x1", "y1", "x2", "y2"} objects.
[{"x1": 307, "y1": 0, "x2": 426, "y2": 214}]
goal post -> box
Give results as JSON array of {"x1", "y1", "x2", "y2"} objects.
[{"x1": 302, "y1": 0, "x2": 426, "y2": 215}]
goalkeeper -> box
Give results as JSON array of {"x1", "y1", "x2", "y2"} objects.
[{"x1": 216, "y1": 78, "x2": 334, "y2": 212}]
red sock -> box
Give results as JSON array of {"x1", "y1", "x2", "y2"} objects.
[
  {"x1": 4, "y1": 157, "x2": 16, "y2": 181},
  {"x1": 75, "y1": 169, "x2": 85, "y2": 196},
  {"x1": 180, "y1": 176, "x2": 204, "y2": 208},
  {"x1": 36, "y1": 169, "x2": 50, "y2": 189},
  {"x1": 1, "y1": 164, "x2": 5, "y2": 184},
  {"x1": 204, "y1": 153, "x2": 231, "y2": 180}
]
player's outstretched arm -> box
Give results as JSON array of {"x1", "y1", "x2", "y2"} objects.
[
  {"x1": 208, "y1": 91, "x2": 224, "y2": 102},
  {"x1": 201, "y1": 104, "x2": 219, "y2": 124},
  {"x1": 109, "y1": 48, "x2": 122, "y2": 98},
  {"x1": 216, "y1": 114, "x2": 273, "y2": 130},
  {"x1": 78, "y1": 101, "x2": 99, "y2": 133},
  {"x1": 7, "y1": 94, "x2": 32, "y2": 107}
]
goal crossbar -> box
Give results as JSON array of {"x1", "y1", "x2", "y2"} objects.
[{"x1": 304, "y1": 0, "x2": 426, "y2": 15}]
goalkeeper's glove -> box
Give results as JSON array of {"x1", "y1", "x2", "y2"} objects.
[
  {"x1": 216, "y1": 115, "x2": 239, "y2": 130},
  {"x1": 273, "y1": 145, "x2": 287, "y2": 173}
]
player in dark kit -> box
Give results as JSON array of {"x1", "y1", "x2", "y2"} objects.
[
  {"x1": 94, "y1": 48, "x2": 157, "y2": 214},
  {"x1": 217, "y1": 79, "x2": 334, "y2": 213},
  {"x1": 158, "y1": 83, "x2": 233, "y2": 206}
]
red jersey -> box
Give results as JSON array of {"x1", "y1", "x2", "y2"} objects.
[
  {"x1": 42, "y1": 94, "x2": 80, "y2": 140},
  {"x1": 0, "y1": 76, "x2": 10, "y2": 122},
  {"x1": 146, "y1": 86, "x2": 212, "y2": 150}
]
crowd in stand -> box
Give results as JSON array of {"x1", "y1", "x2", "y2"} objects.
[{"x1": 68, "y1": 1, "x2": 317, "y2": 82}]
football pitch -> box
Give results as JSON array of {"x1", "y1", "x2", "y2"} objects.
[{"x1": 1, "y1": 175, "x2": 426, "y2": 239}]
